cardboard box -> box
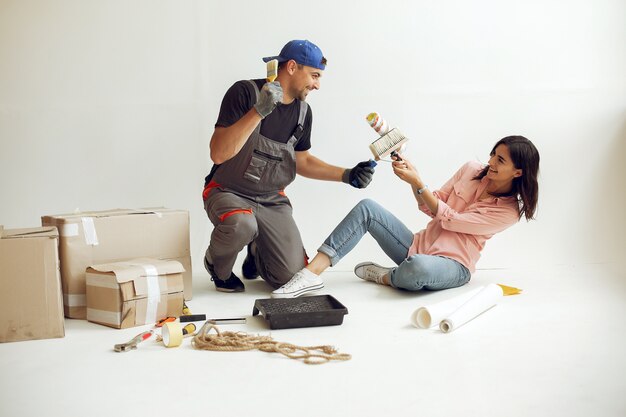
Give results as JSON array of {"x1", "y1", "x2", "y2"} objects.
[
  {"x1": 42, "y1": 208, "x2": 192, "y2": 319},
  {"x1": 0, "y1": 225, "x2": 65, "y2": 343},
  {"x1": 86, "y1": 258, "x2": 184, "y2": 329}
]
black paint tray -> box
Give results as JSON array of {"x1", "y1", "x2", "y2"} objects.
[{"x1": 252, "y1": 295, "x2": 348, "y2": 329}]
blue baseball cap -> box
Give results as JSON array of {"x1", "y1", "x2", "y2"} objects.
[{"x1": 262, "y1": 40, "x2": 326, "y2": 70}]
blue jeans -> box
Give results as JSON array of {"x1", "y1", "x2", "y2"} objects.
[{"x1": 318, "y1": 199, "x2": 471, "y2": 291}]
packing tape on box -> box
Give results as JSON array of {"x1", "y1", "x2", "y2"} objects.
[
  {"x1": 143, "y1": 265, "x2": 161, "y2": 325},
  {"x1": 64, "y1": 293, "x2": 86, "y2": 308},
  {"x1": 87, "y1": 308, "x2": 121, "y2": 325},
  {"x1": 60, "y1": 223, "x2": 79, "y2": 237},
  {"x1": 81, "y1": 217, "x2": 99, "y2": 245},
  {"x1": 162, "y1": 322, "x2": 183, "y2": 347}
]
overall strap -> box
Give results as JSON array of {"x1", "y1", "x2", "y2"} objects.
[{"x1": 288, "y1": 100, "x2": 309, "y2": 146}]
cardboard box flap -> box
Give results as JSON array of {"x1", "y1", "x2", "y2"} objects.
[
  {"x1": 1, "y1": 226, "x2": 58, "y2": 240},
  {"x1": 42, "y1": 207, "x2": 178, "y2": 221},
  {"x1": 88, "y1": 258, "x2": 184, "y2": 283}
]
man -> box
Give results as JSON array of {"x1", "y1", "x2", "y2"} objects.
[{"x1": 203, "y1": 39, "x2": 376, "y2": 292}]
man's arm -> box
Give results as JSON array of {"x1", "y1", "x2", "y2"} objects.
[
  {"x1": 210, "y1": 81, "x2": 283, "y2": 165},
  {"x1": 210, "y1": 109, "x2": 262, "y2": 164},
  {"x1": 295, "y1": 151, "x2": 345, "y2": 181}
]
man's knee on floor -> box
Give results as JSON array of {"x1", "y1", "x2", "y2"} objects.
[{"x1": 214, "y1": 212, "x2": 258, "y2": 247}]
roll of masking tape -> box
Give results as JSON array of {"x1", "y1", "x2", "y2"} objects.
[{"x1": 162, "y1": 322, "x2": 183, "y2": 348}]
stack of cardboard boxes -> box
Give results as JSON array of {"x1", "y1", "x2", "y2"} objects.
[{"x1": 0, "y1": 208, "x2": 193, "y2": 343}]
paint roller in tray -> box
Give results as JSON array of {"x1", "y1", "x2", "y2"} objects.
[{"x1": 366, "y1": 112, "x2": 409, "y2": 161}]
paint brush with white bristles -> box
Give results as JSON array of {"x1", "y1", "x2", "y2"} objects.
[
  {"x1": 266, "y1": 59, "x2": 278, "y2": 82},
  {"x1": 366, "y1": 112, "x2": 409, "y2": 161}
]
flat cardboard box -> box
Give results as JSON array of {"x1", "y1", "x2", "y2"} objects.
[
  {"x1": 42, "y1": 208, "x2": 192, "y2": 319},
  {"x1": 0, "y1": 225, "x2": 65, "y2": 343},
  {"x1": 86, "y1": 258, "x2": 184, "y2": 329}
]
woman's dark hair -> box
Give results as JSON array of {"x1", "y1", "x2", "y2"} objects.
[{"x1": 474, "y1": 136, "x2": 540, "y2": 221}]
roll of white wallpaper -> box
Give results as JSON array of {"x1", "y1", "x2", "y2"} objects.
[
  {"x1": 439, "y1": 284, "x2": 504, "y2": 333},
  {"x1": 410, "y1": 286, "x2": 484, "y2": 329}
]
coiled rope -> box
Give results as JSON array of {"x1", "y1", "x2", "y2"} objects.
[{"x1": 192, "y1": 322, "x2": 351, "y2": 365}]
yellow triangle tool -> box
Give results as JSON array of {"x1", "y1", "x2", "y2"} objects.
[{"x1": 497, "y1": 283, "x2": 522, "y2": 296}]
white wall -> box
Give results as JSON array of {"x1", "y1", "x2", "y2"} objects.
[{"x1": 1, "y1": 0, "x2": 625, "y2": 274}]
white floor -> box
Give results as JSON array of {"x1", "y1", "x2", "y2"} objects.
[{"x1": 1, "y1": 263, "x2": 625, "y2": 417}]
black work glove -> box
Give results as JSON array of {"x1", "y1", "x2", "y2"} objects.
[{"x1": 342, "y1": 160, "x2": 377, "y2": 188}]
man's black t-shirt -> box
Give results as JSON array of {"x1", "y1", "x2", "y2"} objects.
[
  {"x1": 215, "y1": 79, "x2": 312, "y2": 151},
  {"x1": 205, "y1": 79, "x2": 313, "y2": 186}
]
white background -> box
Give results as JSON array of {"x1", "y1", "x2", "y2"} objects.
[
  {"x1": 1, "y1": 0, "x2": 625, "y2": 273},
  {"x1": 1, "y1": 3, "x2": 626, "y2": 417}
]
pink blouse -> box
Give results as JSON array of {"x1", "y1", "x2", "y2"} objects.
[{"x1": 408, "y1": 161, "x2": 520, "y2": 273}]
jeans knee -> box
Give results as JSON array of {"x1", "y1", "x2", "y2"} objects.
[
  {"x1": 392, "y1": 255, "x2": 430, "y2": 291},
  {"x1": 353, "y1": 198, "x2": 382, "y2": 223},
  {"x1": 356, "y1": 198, "x2": 379, "y2": 213},
  {"x1": 393, "y1": 255, "x2": 470, "y2": 291}
]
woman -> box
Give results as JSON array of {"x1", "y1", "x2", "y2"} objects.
[{"x1": 272, "y1": 135, "x2": 540, "y2": 298}]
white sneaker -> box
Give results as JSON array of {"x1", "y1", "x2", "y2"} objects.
[
  {"x1": 271, "y1": 269, "x2": 324, "y2": 298},
  {"x1": 354, "y1": 262, "x2": 393, "y2": 285}
]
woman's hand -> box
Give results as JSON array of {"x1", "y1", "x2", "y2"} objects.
[
  {"x1": 392, "y1": 154, "x2": 423, "y2": 188},
  {"x1": 393, "y1": 154, "x2": 437, "y2": 213}
]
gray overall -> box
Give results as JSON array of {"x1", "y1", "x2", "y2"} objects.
[{"x1": 203, "y1": 81, "x2": 309, "y2": 288}]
